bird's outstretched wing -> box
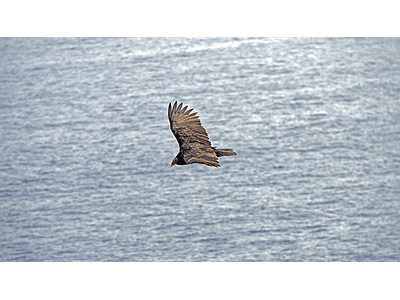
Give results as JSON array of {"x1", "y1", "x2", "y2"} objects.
[{"x1": 168, "y1": 101, "x2": 220, "y2": 167}]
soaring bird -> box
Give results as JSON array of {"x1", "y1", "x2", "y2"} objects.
[{"x1": 168, "y1": 101, "x2": 236, "y2": 168}]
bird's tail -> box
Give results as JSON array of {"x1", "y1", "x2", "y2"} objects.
[{"x1": 213, "y1": 148, "x2": 236, "y2": 157}]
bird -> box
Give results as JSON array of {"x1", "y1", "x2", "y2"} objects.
[{"x1": 168, "y1": 101, "x2": 236, "y2": 168}]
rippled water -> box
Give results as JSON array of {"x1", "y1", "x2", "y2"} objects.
[{"x1": 1, "y1": 37, "x2": 399, "y2": 261}]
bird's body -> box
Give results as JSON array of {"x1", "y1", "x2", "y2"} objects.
[{"x1": 168, "y1": 101, "x2": 236, "y2": 168}]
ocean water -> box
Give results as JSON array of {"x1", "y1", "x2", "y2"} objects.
[{"x1": 0, "y1": 37, "x2": 399, "y2": 261}]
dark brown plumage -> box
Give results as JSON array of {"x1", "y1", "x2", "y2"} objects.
[{"x1": 168, "y1": 101, "x2": 236, "y2": 168}]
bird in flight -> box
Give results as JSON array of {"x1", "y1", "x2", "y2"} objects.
[{"x1": 168, "y1": 101, "x2": 236, "y2": 168}]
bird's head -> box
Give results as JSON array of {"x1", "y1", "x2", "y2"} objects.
[{"x1": 170, "y1": 157, "x2": 178, "y2": 167}]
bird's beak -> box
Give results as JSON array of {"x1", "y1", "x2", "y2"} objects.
[{"x1": 170, "y1": 157, "x2": 177, "y2": 167}]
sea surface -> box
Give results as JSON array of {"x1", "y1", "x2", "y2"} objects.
[{"x1": 0, "y1": 37, "x2": 399, "y2": 261}]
